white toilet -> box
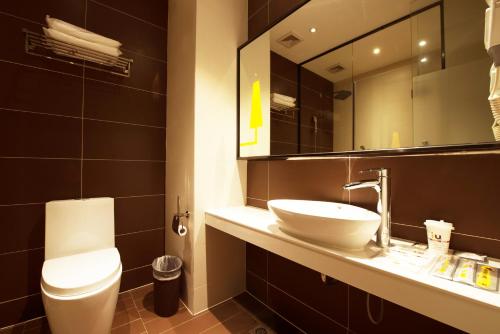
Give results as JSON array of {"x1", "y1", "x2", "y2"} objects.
[{"x1": 41, "y1": 198, "x2": 122, "y2": 334}]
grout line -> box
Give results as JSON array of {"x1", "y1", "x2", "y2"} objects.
[
  {"x1": 129, "y1": 290, "x2": 148, "y2": 334},
  {"x1": 0, "y1": 247, "x2": 44, "y2": 257},
  {"x1": 198, "y1": 312, "x2": 243, "y2": 334},
  {"x1": 0, "y1": 59, "x2": 83, "y2": 78},
  {"x1": 0, "y1": 292, "x2": 40, "y2": 305},
  {"x1": 0, "y1": 59, "x2": 167, "y2": 97},
  {"x1": 84, "y1": 77, "x2": 167, "y2": 96},
  {"x1": 89, "y1": 0, "x2": 167, "y2": 32},
  {"x1": 0, "y1": 107, "x2": 166, "y2": 129},
  {"x1": 122, "y1": 263, "x2": 151, "y2": 273},
  {"x1": 83, "y1": 158, "x2": 166, "y2": 162},
  {"x1": 0, "y1": 10, "x2": 40, "y2": 25},
  {"x1": 115, "y1": 194, "x2": 165, "y2": 199},
  {"x1": 84, "y1": 117, "x2": 166, "y2": 129},
  {"x1": 0, "y1": 202, "x2": 45, "y2": 207},
  {"x1": 81, "y1": 63, "x2": 86, "y2": 199},
  {"x1": 393, "y1": 222, "x2": 500, "y2": 243},
  {"x1": 0, "y1": 156, "x2": 80, "y2": 160},
  {"x1": 247, "y1": 196, "x2": 267, "y2": 202},
  {"x1": 244, "y1": 290, "x2": 307, "y2": 334},
  {"x1": 116, "y1": 227, "x2": 165, "y2": 237},
  {"x1": 267, "y1": 282, "x2": 348, "y2": 330},
  {"x1": 247, "y1": 3, "x2": 268, "y2": 20}
]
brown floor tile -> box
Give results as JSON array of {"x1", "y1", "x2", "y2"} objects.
[
  {"x1": 130, "y1": 284, "x2": 154, "y2": 308},
  {"x1": 115, "y1": 292, "x2": 136, "y2": 313},
  {"x1": 201, "y1": 312, "x2": 259, "y2": 334},
  {"x1": 111, "y1": 319, "x2": 146, "y2": 334},
  {"x1": 143, "y1": 307, "x2": 194, "y2": 334},
  {"x1": 112, "y1": 307, "x2": 141, "y2": 329}
]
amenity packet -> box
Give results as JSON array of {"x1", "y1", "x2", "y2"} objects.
[
  {"x1": 475, "y1": 263, "x2": 499, "y2": 291},
  {"x1": 452, "y1": 258, "x2": 476, "y2": 286},
  {"x1": 430, "y1": 254, "x2": 458, "y2": 280}
]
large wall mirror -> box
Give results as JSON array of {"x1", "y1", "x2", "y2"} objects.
[{"x1": 238, "y1": 0, "x2": 497, "y2": 158}]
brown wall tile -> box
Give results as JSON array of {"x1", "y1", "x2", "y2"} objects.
[
  {"x1": 0, "y1": 204, "x2": 44, "y2": 254},
  {"x1": 247, "y1": 160, "x2": 268, "y2": 201},
  {"x1": 268, "y1": 158, "x2": 348, "y2": 201},
  {"x1": 0, "y1": 110, "x2": 81, "y2": 158},
  {"x1": 84, "y1": 79, "x2": 166, "y2": 127},
  {"x1": 91, "y1": 0, "x2": 168, "y2": 28},
  {"x1": 348, "y1": 286, "x2": 463, "y2": 334},
  {"x1": 248, "y1": 0, "x2": 268, "y2": 18},
  {"x1": 0, "y1": 158, "x2": 80, "y2": 205},
  {"x1": 269, "y1": 0, "x2": 308, "y2": 23},
  {"x1": 0, "y1": 62, "x2": 83, "y2": 117},
  {"x1": 120, "y1": 266, "x2": 153, "y2": 292},
  {"x1": 248, "y1": 6, "x2": 268, "y2": 40},
  {"x1": 246, "y1": 197, "x2": 267, "y2": 209},
  {"x1": 0, "y1": 248, "x2": 44, "y2": 302},
  {"x1": 115, "y1": 229, "x2": 164, "y2": 271},
  {"x1": 349, "y1": 155, "x2": 500, "y2": 241},
  {"x1": 246, "y1": 271, "x2": 268, "y2": 303},
  {"x1": 82, "y1": 160, "x2": 165, "y2": 198},
  {"x1": 268, "y1": 253, "x2": 348, "y2": 326},
  {"x1": 83, "y1": 120, "x2": 165, "y2": 160},
  {"x1": 115, "y1": 195, "x2": 165, "y2": 235},
  {"x1": 0, "y1": 0, "x2": 85, "y2": 26},
  {"x1": 0, "y1": 294, "x2": 44, "y2": 328},
  {"x1": 246, "y1": 243, "x2": 267, "y2": 279},
  {"x1": 268, "y1": 285, "x2": 346, "y2": 333}
]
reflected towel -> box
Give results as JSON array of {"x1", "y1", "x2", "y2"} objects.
[
  {"x1": 43, "y1": 27, "x2": 122, "y2": 57},
  {"x1": 272, "y1": 93, "x2": 296, "y2": 103},
  {"x1": 46, "y1": 15, "x2": 121, "y2": 48},
  {"x1": 272, "y1": 97, "x2": 296, "y2": 108}
]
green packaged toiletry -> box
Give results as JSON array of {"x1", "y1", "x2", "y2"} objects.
[
  {"x1": 452, "y1": 258, "x2": 476, "y2": 285},
  {"x1": 475, "y1": 263, "x2": 499, "y2": 291},
  {"x1": 430, "y1": 255, "x2": 458, "y2": 280}
]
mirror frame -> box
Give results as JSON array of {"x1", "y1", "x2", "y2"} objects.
[{"x1": 237, "y1": 0, "x2": 500, "y2": 160}]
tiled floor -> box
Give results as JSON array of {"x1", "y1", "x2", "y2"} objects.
[{"x1": 0, "y1": 285, "x2": 302, "y2": 334}]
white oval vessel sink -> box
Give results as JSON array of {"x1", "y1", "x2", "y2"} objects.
[{"x1": 268, "y1": 199, "x2": 381, "y2": 250}]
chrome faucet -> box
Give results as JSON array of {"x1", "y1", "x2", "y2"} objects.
[{"x1": 343, "y1": 168, "x2": 391, "y2": 249}]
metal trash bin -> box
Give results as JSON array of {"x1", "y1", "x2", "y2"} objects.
[{"x1": 152, "y1": 255, "x2": 182, "y2": 317}]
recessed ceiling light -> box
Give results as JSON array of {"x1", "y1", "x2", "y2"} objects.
[
  {"x1": 372, "y1": 47, "x2": 381, "y2": 55},
  {"x1": 310, "y1": 27, "x2": 317, "y2": 33},
  {"x1": 420, "y1": 57, "x2": 428, "y2": 63},
  {"x1": 418, "y1": 40, "x2": 427, "y2": 47}
]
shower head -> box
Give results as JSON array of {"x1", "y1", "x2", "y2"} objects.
[{"x1": 334, "y1": 90, "x2": 352, "y2": 100}]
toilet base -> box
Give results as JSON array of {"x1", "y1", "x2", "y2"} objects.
[{"x1": 42, "y1": 267, "x2": 121, "y2": 334}]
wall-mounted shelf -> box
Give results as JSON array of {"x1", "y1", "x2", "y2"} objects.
[
  {"x1": 23, "y1": 29, "x2": 133, "y2": 77},
  {"x1": 271, "y1": 101, "x2": 298, "y2": 119}
]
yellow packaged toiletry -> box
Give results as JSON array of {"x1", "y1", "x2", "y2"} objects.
[
  {"x1": 453, "y1": 258, "x2": 476, "y2": 286},
  {"x1": 430, "y1": 255, "x2": 457, "y2": 280},
  {"x1": 474, "y1": 263, "x2": 499, "y2": 291}
]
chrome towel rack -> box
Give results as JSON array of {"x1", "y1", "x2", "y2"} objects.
[{"x1": 23, "y1": 29, "x2": 133, "y2": 77}]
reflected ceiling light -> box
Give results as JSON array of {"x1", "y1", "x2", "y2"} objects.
[
  {"x1": 418, "y1": 40, "x2": 427, "y2": 47},
  {"x1": 420, "y1": 57, "x2": 428, "y2": 63},
  {"x1": 372, "y1": 47, "x2": 381, "y2": 55},
  {"x1": 310, "y1": 27, "x2": 317, "y2": 33}
]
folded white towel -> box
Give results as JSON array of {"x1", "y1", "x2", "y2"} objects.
[
  {"x1": 46, "y1": 15, "x2": 122, "y2": 48},
  {"x1": 43, "y1": 27, "x2": 122, "y2": 58},
  {"x1": 272, "y1": 97, "x2": 296, "y2": 108},
  {"x1": 272, "y1": 93, "x2": 296, "y2": 103}
]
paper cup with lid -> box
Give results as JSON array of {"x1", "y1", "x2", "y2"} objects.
[{"x1": 424, "y1": 219, "x2": 454, "y2": 254}]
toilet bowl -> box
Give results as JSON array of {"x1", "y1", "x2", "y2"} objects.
[{"x1": 41, "y1": 198, "x2": 122, "y2": 334}]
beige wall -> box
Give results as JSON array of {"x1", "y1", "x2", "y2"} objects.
[{"x1": 166, "y1": 0, "x2": 247, "y2": 314}]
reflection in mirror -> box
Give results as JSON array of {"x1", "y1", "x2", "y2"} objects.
[{"x1": 239, "y1": 0, "x2": 496, "y2": 157}]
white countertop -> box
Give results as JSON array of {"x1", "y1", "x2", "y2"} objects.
[{"x1": 205, "y1": 206, "x2": 500, "y2": 334}]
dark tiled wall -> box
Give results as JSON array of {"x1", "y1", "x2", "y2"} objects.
[
  {"x1": 246, "y1": 154, "x2": 500, "y2": 333},
  {"x1": 300, "y1": 68, "x2": 333, "y2": 153},
  {"x1": 270, "y1": 52, "x2": 298, "y2": 155},
  {"x1": 0, "y1": 0, "x2": 167, "y2": 328}
]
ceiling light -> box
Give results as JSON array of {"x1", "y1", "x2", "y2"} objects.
[
  {"x1": 418, "y1": 40, "x2": 427, "y2": 47},
  {"x1": 310, "y1": 27, "x2": 317, "y2": 33},
  {"x1": 420, "y1": 57, "x2": 428, "y2": 63},
  {"x1": 372, "y1": 47, "x2": 381, "y2": 55}
]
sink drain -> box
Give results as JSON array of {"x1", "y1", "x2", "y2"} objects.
[{"x1": 254, "y1": 327, "x2": 268, "y2": 334}]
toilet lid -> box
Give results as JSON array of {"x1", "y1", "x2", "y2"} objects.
[{"x1": 42, "y1": 247, "x2": 121, "y2": 297}]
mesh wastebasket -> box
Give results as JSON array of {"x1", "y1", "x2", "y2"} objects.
[{"x1": 152, "y1": 255, "x2": 182, "y2": 317}]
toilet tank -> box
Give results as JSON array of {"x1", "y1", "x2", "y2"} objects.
[{"x1": 45, "y1": 198, "x2": 115, "y2": 260}]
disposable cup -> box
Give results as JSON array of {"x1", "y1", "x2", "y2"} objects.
[{"x1": 424, "y1": 220, "x2": 454, "y2": 254}]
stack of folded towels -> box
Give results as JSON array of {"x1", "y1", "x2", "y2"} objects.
[
  {"x1": 272, "y1": 93, "x2": 296, "y2": 108},
  {"x1": 43, "y1": 15, "x2": 122, "y2": 61}
]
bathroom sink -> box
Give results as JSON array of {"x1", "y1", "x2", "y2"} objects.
[{"x1": 268, "y1": 199, "x2": 380, "y2": 250}]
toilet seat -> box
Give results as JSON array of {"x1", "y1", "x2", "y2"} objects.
[{"x1": 41, "y1": 247, "x2": 121, "y2": 297}]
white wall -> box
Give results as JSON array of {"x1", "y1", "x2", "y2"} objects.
[{"x1": 166, "y1": 0, "x2": 247, "y2": 314}]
